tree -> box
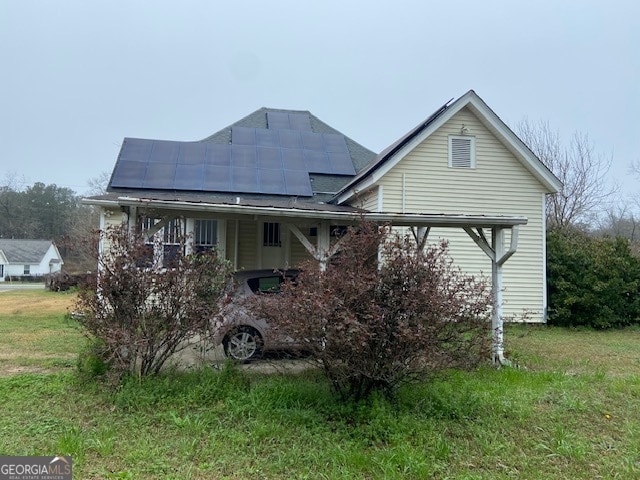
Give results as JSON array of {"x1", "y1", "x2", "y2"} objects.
[
  {"x1": 250, "y1": 222, "x2": 492, "y2": 402},
  {"x1": 75, "y1": 225, "x2": 234, "y2": 379},
  {"x1": 518, "y1": 119, "x2": 616, "y2": 228},
  {"x1": 546, "y1": 227, "x2": 640, "y2": 328}
]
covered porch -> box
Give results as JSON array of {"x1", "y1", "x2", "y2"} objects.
[{"x1": 92, "y1": 195, "x2": 527, "y2": 364}]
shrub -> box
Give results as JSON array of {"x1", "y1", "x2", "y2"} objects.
[
  {"x1": 75, "y1": 226, "x2": 234, "y2": 379},
  {"x1": 251, "y1": 222, "x2": 492, "y2": 402},
  {"x1": 547, "y1": 227, "x2": 640, "y2": 328}
]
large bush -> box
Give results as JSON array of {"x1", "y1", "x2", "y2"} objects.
[
  {"x1": 75, "y1": 226, "x2": 233, "y2": 379},
  {"x1": 547, "y1": 228, "x2": 640, "y2": 328},
  {"x1": 252, "y1": 222, "x2": 492, "y2": 401}
]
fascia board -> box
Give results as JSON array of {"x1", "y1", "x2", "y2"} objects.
[{"x1": 111, "y1": 196, "x2": 527, "y2": 228}]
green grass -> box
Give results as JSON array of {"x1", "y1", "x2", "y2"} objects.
[{"x1": 1, "y1": 290, "x2": 639, "y2": 479}]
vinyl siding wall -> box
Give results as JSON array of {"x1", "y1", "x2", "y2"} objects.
[{"x1": 376, "y1": 107, "x2": 548, "y2": 322}]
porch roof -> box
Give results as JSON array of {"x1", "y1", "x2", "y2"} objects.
[{"x1": 85, "y1": 193, "x2": 527, "y2": 229}]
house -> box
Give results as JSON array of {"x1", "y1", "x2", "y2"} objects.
[
  {"x1": 0, "y1": 239, "x2": 64, "y2": 281},
  {"x1": 85, "y1": 90, "x2": 561, "y2": 361}
]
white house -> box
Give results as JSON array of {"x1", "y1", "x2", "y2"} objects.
[
  {"x1": 0, "y1": 239, "x2": 64, "y2": 281},
  {"x1": 85, "y1": 90, "x2": 561, "y2": 360}
]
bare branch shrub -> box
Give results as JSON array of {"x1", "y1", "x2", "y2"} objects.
[
  {"x1": 75, "y1": 225, "x2": 233, "y2": 379},
  {"x1": 252, "y1": 221, "x2": 492, "y2": 402}
]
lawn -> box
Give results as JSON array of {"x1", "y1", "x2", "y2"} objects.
[{"x1": 0, "y1": 290, "x2": 639, "y2": 479}]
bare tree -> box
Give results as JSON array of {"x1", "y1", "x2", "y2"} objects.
[
  {"x1": 86, "y1": 171, "x2": 111, "y2": 196},
  {"x1": 518, "y1": 119, "x2": 616, "y2": 228}
]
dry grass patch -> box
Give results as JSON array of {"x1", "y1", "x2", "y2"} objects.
[
  {"x1": 0, "y1": 290, "x2": 76, "y2": 316},
  {"x1": 0, "y1": 290, "x2": 82, "y2": 374}
]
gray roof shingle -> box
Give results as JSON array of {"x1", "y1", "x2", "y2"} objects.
[{"x1": 0, "y1": 239, "x2": 55, "y2": 264}]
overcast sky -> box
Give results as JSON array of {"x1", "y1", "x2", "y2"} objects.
[{"x1": 1, "y1": 1, "x2": 638, "y2": 200}]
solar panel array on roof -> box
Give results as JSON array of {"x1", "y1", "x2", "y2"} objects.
[
  {"x1": 110, "y1": 112, "x2": 355, "y2": 196},
  {"x1": 267, "y1": 112, "x2": 312, "y2": 131}
]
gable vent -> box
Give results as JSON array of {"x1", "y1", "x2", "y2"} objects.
[{"x1": 449, "y1": 136, "x2": 476, "y2": 168}]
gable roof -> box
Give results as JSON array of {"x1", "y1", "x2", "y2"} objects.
[
  {"x1": 0, "y1": 239, "x2": 57, "y2": 264},
  {"x1": 333, "y1": 90, "x2": 563, "y2": 204},
  {"x1": 107, "y1": 108, "x2": 376, "y2": 200}
]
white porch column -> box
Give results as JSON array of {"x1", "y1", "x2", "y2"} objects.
[
  {"x1": 317, "y1": 222, "x2": 331, "y2": 271},
  {"x1": 463, "y1": 225, "x2": 519, "y2": 365},
  {"x1": 185, "y1": 217, "x2": 195, "y2": 255}
]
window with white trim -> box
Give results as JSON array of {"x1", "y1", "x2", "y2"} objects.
[
  {"x1": 448, "y1": 135, "x2": 476, "y2": 168},
  {"x1": 24, "y1": 265, "x2": 30, "y2": 275}
]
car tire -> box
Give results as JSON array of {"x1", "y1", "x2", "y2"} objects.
[{"x1": 222, "y1": 326, "x2": 263, "y2": 362}]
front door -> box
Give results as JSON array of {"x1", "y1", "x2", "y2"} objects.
[{"x1": 261, "y1": 222, "x2": 285, "y2": 269}]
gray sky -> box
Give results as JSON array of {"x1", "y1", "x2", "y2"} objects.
[{"x1": 1, "y1": 0, "x2": 638, "y2": 199}]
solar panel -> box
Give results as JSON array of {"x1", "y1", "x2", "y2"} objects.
[
  {"x1": 119, "y1": 138, "x2": 153, "y2": 162},
  {"x1": 256, "y1": 128, "x2": 280, "y2": 148},
  {"x1": 323, "y1": 133, "x2": 349, "y2": 153},
  {"x1": 111, "y1": 160, "x2": 147, "y2": 188},
  {"x1": 205, "y1": 144, "x2": 231, "y2": 166},
  {"x1": 303, "y1": 150, "x2": 330, "y2": 173},
  {"x1": 232, "y1": 166, "x2": 259, "y2": 192},
  {"x1": 143, "y1": 163, "x2": 177, "y2": 189},
  {"x1": 278, "y1": 129, "x2": 302, "y2": 150},
  {"x1": 148, "y1": 140, "x2": 180, "y2": 164},
  {"x1": 283, "y1": 169, "x2": 313, "y2": 196},
  {"x1": 301, "y1": 131, "x2": 324, "y2": 151},
  {"x1": 258, "y1": 168, "x2": 287, "y2": 194},
  {"x1": 267, "y1": 112, "x2": 311, "y2": 131},
  {"x1": 177, "y1": 142, "x2": 207, "y2": 165},
  {"x1": 266, "y1": 112, "x2": 290, "y2": 131},
  {"x1": 110, "y1": 111, "x2": 356, "y2": 196},
  {"x1": 281, "y1": 149, "x2": 306, "y2": 171},
  {"x1": 232, "y1": 127, "x2": 256, "y2": 146},
  {"x1": 174, "y1": 164, "x2": 204, "y2": 190},
  {"x1": 329, "y1": 153, "x2": 356, "y2": 175},
  {"x1": 231, "y1": 145, "x2": 257, "y2": 169},
  {"x1": 203, "y1": 165, "x2": 231, "y2": 191},
  {"x1": 288, "y1": 113, "x2": 312, "y2": 131},
  {"x1": 257, "y1": 146, "x2": 282, "y2": 169}
]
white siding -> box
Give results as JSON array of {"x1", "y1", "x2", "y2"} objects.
[{"x1": 375, "y1": 107, "x2": 548, "y2": 322}]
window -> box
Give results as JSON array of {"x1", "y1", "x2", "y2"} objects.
[
  {"x1": 24, "y1": 265, "x2": 30, "y2": 275},
  {"x1": 140, "y1": 217, "x2": 185, "y2": 267},
  {"x1": 448, "y1": 135, "x2": 476, "y2": 168},
  {"x1": 263, "y1": 222, "x2": 281, "y2": 247},
  {"x1": 0, "y1": 265, "x2": 4, "y2": 278},
  {"x1": 194, "y1": 219, "x2": 217, "y2": 252}
]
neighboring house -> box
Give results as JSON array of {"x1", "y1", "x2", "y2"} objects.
[
  {"x1": 85, "y1": 90, "x2": 561, "y2": 361},
  {"x1": 0, "y1": 239, "x2": 64, "y2": 281}
]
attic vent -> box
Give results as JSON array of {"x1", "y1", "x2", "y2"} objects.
[{"x1": 448, "y1": 135, "x2": 476, "y2": 168}]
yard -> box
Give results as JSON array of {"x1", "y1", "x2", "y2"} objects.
[{"x1": 0, "y1": 289, "x2": 639, "y2": 479}]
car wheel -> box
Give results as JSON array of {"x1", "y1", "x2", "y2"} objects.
[{"x1": 223, "y1": 326, "x2": 263, "y2": 362}]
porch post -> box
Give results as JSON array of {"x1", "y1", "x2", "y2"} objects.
[
  {"x1": 463, "y1": 225, "x2": 519, "y2": 365},
  {"x1": 317, "y1": 222, "x2": 331, "y2": 271},
  {"x1": 491, "y1": 227, "x2": 505, "y2": 364}
]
